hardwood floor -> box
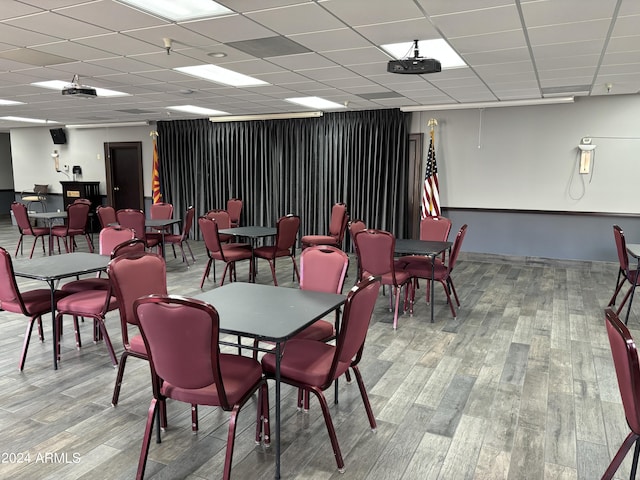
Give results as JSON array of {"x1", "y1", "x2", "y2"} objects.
[{"x1": 0, "y1": 215, "x2": 634, "y2": 479}]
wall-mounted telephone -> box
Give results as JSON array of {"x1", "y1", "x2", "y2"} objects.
[{"x1": 578, "y1": 137, "x2": 596, "y2": 174}]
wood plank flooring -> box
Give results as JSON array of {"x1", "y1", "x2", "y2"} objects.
[{"x1": 0, "y1": 216, "x2": 634, "y2": 479}]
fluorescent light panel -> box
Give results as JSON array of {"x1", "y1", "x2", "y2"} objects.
[
  {"x1": 209, "y1": 111, "x2": 323, "y2": 122},
  {"x1": 0, "y1": 116, "x2": 57, "y2": 123},
  {"x1": 381, "y1": 39, "x2": 466, "y2": 69},
  {"x1": 118, "y1": 0, "x2": 232, "y2": 21},
  {"x1": 31, "y1": 80, "x2": 130, "y2": 97},
  {"x1": 174, "y1": 65, "x2": 268, "y2": 87},
  {"x1": 65, "y1": 121, "x2": 149, "y2": 129},
  {"x1": 285, "y1": 97, "x2": 345, "y2": 110},
  {"x1": 400, "y1": 96, "x2": 575, "y2": 112},
  {"x1": 166, "y1": 105, "x2": 229, "y2": 116},
  {"x1": 0, "y1": 99, "x2": 24, "y2": 105}
]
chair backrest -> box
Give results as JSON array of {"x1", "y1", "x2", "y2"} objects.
[
  {"x1": 348, "y1": 220, "x2": 366, "y2": 250},
  {"x1": 99, "y1": 226, "x2": 135, "y2": 256},
  {"x1": 72, "y1": 198, "x2": 92, "y2": 205},
  {"x1": 328, "y1": 277, "x2": 381, "y2": 382},
  {"x1": 226, "y1": 198, "x2": 242, "y2": 226},
  {"x1": 605, "y1": 307, "x2": 640, "y2": 434},
  {"x1": 66, "y1": 202, "x2": 90, "y2": 230},
  {"x1": 300, "y1": 246, "x2": 349, "y2": 294},
  {"x1": 107, "y1": 252, "x2": 168, "y2": 330},
  {"x1": 420, "y1": 216, "x2": 452, "y2": 242},
  {"x1": 353, "y1": 229, "x2": 395, "y2": 277},
  {"x1": 0, "y1": 246, "x2": 27, "y2": 314},
  {"x1": 205, "y1": 209, "x2": 231, "y2": 230},
  {"x1": 446, "y1": 224, "x2": 468, "y2": 273},
  {"x1": 180, "y1": 206, "x2": 195, "y2": 240},
  {"x1": 275, "y1": 214, "x2": 300, "y2": 251},
  {"x1": 33, "y1": 184, "x2": 48, "y2": 196},
  {"x1": 328, "y1": 203, "x2": 348, "y2": 241},
  {"x1": 111, "y1": 238, "x2": 147, "y2": 258},
  {"x1": 614, "y1": 225, "x2": 630, "y2": 272},
  {"x1": 150, "y1": 202, "x2": 173, "y2": 220},
  {"x1": 96, "y1": 205, "x2": 117, "y2": 229},
  {"x1": 116, "y1": 209, "x2": 146, "y2": 239},
  {"x1": 134, "y1": 295, "x2": 230, "y2": 407},
  {"x1": 199, "y1": 216, "x2": 224, "y2": 256},
  {"x1": 11, "y1": 202, "x2": 33, "y2": 233}
]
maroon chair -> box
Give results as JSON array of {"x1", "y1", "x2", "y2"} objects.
[
  {"x1": 205, "y1": 209, "x2": 233, "y2": 242},
  {"x1": 253, "y1": 214, "x2": 300, "y2": 286},
  {"x1": 134, "y1": 294, "x2": 270, "y2": 480},
  {"x1": 107, "y1": 251, "x2": 168, "y2": 407},
  {"x1": 226, "y1": 198, "x2": 243, "y2": 228},
  {"x1": 51, "y1": 202, "x2": 94, "y2": 253},
  {"x1": 403, "y1": 224, "x2": 467, "y2": 319},
  {"x1": 609, "y1": 225, "x2": 640, "y2": 324},
  {"x1": 397, "y1": 215, "x2": 452, "y2": 267},
  {"x1": 301, "y1": 202, "x2": 348, "y2": 249},
  {"x1": 0, "y1": 246, "x2": 67, "y2": 370},
  {"x1": 348, "y1": 220, "x2": 366, "y2": 278},
  {"x1": 116, "y1": 208, "x2": 160, "y2": 253},
  {"x1": 147, "y1": 202, "x2": 174, "y2": 243},
  {"x1": 198, "y1": 216, "x2": 253, "y2": 288},
  {"x1": 261, "y1": 277, "x2": 381, "y2": 473},
  {"x1": 11, "y1": 201, "x2": 48, "y2": 258},
  {"x1": 164, "y1": 206, "x2": 196, "y2": 266},
  {"x1": 96, "y1": 205, "x2": 117, "y2": 230},
  {"x1": 602, "y1": 307, "x2": 640, "y2": 480},
  {"x1": 353, "y1": 229, "x2": 411, "y2": 330}
]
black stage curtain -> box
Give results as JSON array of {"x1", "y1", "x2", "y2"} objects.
[{"x1": 156, "y1": 108, "x2": 411, "y2": 243}]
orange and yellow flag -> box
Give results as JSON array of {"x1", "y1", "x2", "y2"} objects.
[{"x1": 151, "y1": 134, "x2": 162, "y2": 204}]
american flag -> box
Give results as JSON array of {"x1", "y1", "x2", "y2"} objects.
[
  {"x1": 151, "y1": 134, "x2": 162, "y2": 204},
  {"x1": 421, "y1": 130, "x2": 440, "y2": 218}
]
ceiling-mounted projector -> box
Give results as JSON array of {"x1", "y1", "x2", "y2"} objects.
[
  {"x1": 387, "y1": 39, "x2": 442, "y2": 75},
  {"x1": 62, "y1": 74, "x2": 97, "y2": 98}
]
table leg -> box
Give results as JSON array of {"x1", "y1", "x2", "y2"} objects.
[
  {"x1": 626, "y1": 258, "x2": 640, "y2": 324},
  {"x1": 48, "y1": 280, "x2": 58, "y2": 369},
  {"x1": 275, "y1": 342, "x2": 282, "y2": 479}
]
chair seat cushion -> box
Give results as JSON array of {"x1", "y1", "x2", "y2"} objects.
[
  {"x1": 56, "y1": 290, "x2": 117, "y2": 315},
  {"x1": 162, "y1": 353, "x2": 262, "y2": 406},
  {"x1": 127, "y1": 333, "x2": 147, "y2": 356},
  {"x1": 404, "y1": 261, "x2": 447, "y2": 280},
  {"x1": 301, "y1": 235, "x2": 338, "y2": 246},
  {"x1": 253, "y1": 246, "x2": 291, "y2": 258},
  {"x1": 61, "y1": 277, "x2": 110, "y2": 293},
  {"x1": 362, "y1": 263, "x2": 411, "y2": 286},
  {"x1": 163, "y1": 234, "x2": 182, "y2": 243},
  {"x1": 52, "y1": 226, "x2": 86, "y2": 236},
  {"x1": 292, "y1": 319, "x2": 334, "y2": 342},
  {"x1": 26, "y1": 227, "x2": 50, "y2": 236},
  {"x1": 262, "y1": 339, "x2": 336, "y2": 386},
  {"x1": 216, "y1": 244, "x2": 252, "y2": 261},
  {"x1": 1, "y1": 289, "x2": 66, "y2": 316}
]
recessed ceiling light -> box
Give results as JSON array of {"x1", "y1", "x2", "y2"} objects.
[
  {"x1": 0, "y1": 116, "x2": 57, "y2": 124},
  {"x1": 31, "y1": 80, "x2": 130, "y2": 97},
  {"x1": 117, "y1": 0, "x2": 232, "y2": 21},
  {"x1": 174, "y1": 65, "x2": 268, "y2": 87},
  {"x1": 381, "y1": 39, "x2": 466, "y2": 69},
  {"x1": 166, "y1": 105, "x2": 229, "y2": 116},
  {"x1": 0, "y1": 99, "x2": 24, "y2": 105},
  {"x1": 207, "y1": 52, "x2": 227, "y2": 58},
  {"x1": 285, "y1": 97, "x2": 346, "y2": 110}
]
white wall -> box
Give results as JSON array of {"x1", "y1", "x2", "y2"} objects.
[
  {"x1": 10, "y1": 125, "x2": 154, "y2": 196},
  {"x1": 410, "y1": 94, "x2": 640, "y2": 214}
]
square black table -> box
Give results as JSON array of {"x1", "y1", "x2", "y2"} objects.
[
  {"x1": 193, "y1": 282, "x2": 345, "y2": 479},
  {"x1": 394, "y1": 239, "x2": 452, "y2": 323},
  {"x1": 146, "y1": 218, "x2": 181, "y2": 257},
  {"x1": 219, "y1": 226, "x2": 277, "y2": 282},
  {"x1": 13, "y1": 252, "x2": 110, "y2": 369},
  {"x1": 29, "y1": 211, "x2": 67, "y2": 255}
]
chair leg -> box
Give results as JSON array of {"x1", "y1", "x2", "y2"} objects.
[
  {"x1": 256, "y1": 381, "x2": 271, "y2": 445},
  {"x1": 223, "y1": 404, "x2": 242, "y2": 480},
  {"x1": 440, "y1": 279, "x2": 457, "y2": 318},
  {"x1": 95, "y1": 317, "x2": 118, "y2": 366},
  {"x1": 136, "y1": 398, "x2": 158, "y2": 480},
  {"x1": 268, "y1": 259, "x2": 278, "y2": 286},
  {"x1": 29, "y1": 237, "x2": 38, "y2": 259},
  {"x1": 15, "y1": 234, "x2": 23, "y2": 256},
  {"x1": 392, "y1": 286, "x2": 401, "y2": 330},
  {"x1": 601, "y1": 431, "x2": 639, "y2": 480},
  {"x1": 352, "y1": 365, "x2": 377, "y2": 431},
  {"x1": 191, "y1": 404, "x2": 198, "y2": 432},
  {"x1": 200, "y1": 259, "x2": 212, "y2": 288},
  {"x1": 85, "y1": 233, "x2": 94, "y2": 253},
  {"x1": 185, "y1": 240, "x2": 196, "y2": 264},
  {"x1": 609, "y1": 270, "x2": 626, "y2": 306},
  {"x1": 309, "y1": 386, "x2": 345, "y2": 472},
  {"x1": 112, "y1": 351, "x2": 130, "y2": 406},
  {"x1": 19, "y1": 317, "x2": 38, "y2": 371},
  {"x1": 291, "y1": 255, "x2": 300, "y2": 283}
]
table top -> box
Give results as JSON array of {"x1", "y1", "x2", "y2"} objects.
[
  {"x1": 193, "y1": 282, "x2": 345, "y2": 341},
  {"x1": 219, "y1": 226, "x2": 276, "y2": 238},
  {"x1": 28, "y1": 211, "x2": 67, "y2": 220},
  {"x1": 13, "y1": 252, "x2": 109, "y2": 281},
  {"x1": 394, "y1": 238, "x2": 452, "y2": 256},
  {"x1": 146, "y1": 218, "x2": 181, "y2": 228},
  {"x1": 628, "y1": 243, "x2": 640, "y2": 258}
]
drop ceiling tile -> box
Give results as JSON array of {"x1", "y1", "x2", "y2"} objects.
[
  {"x1": 320, "y1": 0, "x2": 424, "y2": 25},
  {"x1": 77, "y1": 33, "x2": 159, "y2": 56},
  {"x1": 59, "y1": 0, "x2": 167, "y2": 31},
  {"x1": 416, "y1": 0, "x2": 513, "y2": 16},
  {"x1": 354, "y1": 18, "x2": 439, "y2": 46},
  {"x1": 464, "y1": 48, "x2": 532, "y2": 66},
  {"x1": 321, "y1": 47, "x2": 391, "y2": 66},
  {"x1": 288, "y1": 29, "x2": 370, "y2": 53},
  {"x1": 5, "y1": 11, "x2": 112, "y2": 38},
  {"x1": 521, "y1": 0, "x2": 619, "y2": 26},
  {"x1": 430, "y1": 5, "x2": 522, "y2": 38},
  {"x1": 245, "y1": 3, "x2": 345, "y2": 36},
  {"x1": 268, "y1": 52, "x2": 338, "y2": 70},
  {"x1": 449, "y1": 30, "x2": 526, "y2": 53},
  {"x1": 182, "y1": 15, "x2": 275, "y2": 43},
  {"x1": 527, "y1": 19, "x2": 612, "y2": 46}
]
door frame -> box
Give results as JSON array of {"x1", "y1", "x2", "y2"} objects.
[{"x1": 104, "y1": 141, "x2": 143, "y2": 210}]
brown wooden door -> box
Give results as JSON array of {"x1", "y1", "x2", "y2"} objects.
[{"x1": 105, "y1": 142, "x2": 143, "y2": 211}]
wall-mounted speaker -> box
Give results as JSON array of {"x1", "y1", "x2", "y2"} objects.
[{"x1": 50, "y1": 128, "x2": 67, "y2": 145}]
